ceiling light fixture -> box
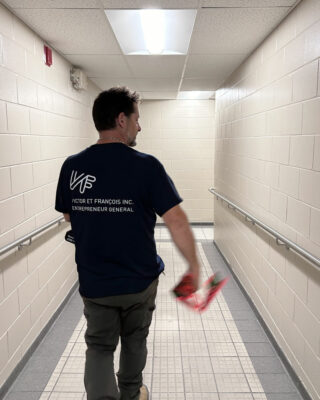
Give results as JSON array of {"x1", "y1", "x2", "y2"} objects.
[
  {"x1": 140, "y1": 9, "x2": 165, "y2": 55},
  {"x1": 178, "y1": 91, "x2": 215, "y2": 100},
  {"x1": 105, "y1": 9, "x2": 197, "y2": 55}
]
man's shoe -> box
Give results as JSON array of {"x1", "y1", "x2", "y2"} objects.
[{"x1": 139, "y1": 384, "x2": 149, "y2": 400}]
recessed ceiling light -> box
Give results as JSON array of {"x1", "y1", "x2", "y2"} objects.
[
  {"x1": 105, "y1": 9, "x2": 197, "y2": 55},
  {"x1": 140, "y1": 9, "x2": 165, "y2": 54},
  {"x1": 178, "y1": 91, "x2": 215, "y2": 100}
]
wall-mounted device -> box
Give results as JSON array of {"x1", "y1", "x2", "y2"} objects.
[{"x1": 70, "y1": 68, "x2": 88, "y2": 90}]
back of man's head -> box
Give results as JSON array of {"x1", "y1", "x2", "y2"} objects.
[{"x1": 92, "y1": 87, "x2": 140, "y2": 132}]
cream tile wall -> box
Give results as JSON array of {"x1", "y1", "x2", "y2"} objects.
[
  {"x1": 136, "y1": 99, "x2": 215, "y2": 223},
  {"x1": 0, "y1": 3, "x2": 99, "y2": 389},
  {"x1": 214, "y1": 1, "x2": 320, "y2": 399}
]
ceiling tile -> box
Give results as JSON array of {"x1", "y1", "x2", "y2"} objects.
[
  {"x1": 180, "y1": 78, "x2": 223, "y2": 91},
  {"x1": 125, "y1": 56, "x2": 186, "y2": 78},
  {"x1": 12, "y1": 9, "x2": 121, "y2": 54},
  {"x1": 201, "y1": 0, "x2": 298, "y2": 7},
  {"x1": 2, "y1": 0, "x2": 101, "y2": 8},
  {"x1": 66, "y1": 55, "x2": 132, "y2": 78},
  {"x1": 91, "y1": 77, "x2": 135, "y2": 90},
  {"x1": 185, "y1": 54, "x2": 246, "y2": 79},
  {"x1": 190, "y1": 7, "x2": 290, "y2": 54},
  {"x1": 132, "y1": 78, "x2": 181, "y2": 91},
  {"x1": 102, "y1": 0, "x2": 198, "y2": 9},
  {"x1": 91, "y1": 77, "x2": 180, "y2": 91}
]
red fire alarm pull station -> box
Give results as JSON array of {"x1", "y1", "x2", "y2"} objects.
[{"x1": 44, "y1": 45, "x2": 52, "y2": 66}]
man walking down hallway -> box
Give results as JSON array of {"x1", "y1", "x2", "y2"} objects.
[{"x1": 55, "y1": 87, "x2": 201, "y2": 400}]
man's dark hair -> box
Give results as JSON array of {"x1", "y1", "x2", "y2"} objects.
[{"x1": 92, "y1": 87, "x2": 140, "y2": 131}]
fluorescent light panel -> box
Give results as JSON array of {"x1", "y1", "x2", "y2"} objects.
[{"x1": 105, "y1": 9, "x2": 197, "y2": 55}]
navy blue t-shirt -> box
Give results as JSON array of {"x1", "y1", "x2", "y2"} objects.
[{"x1": 55, "y1": 143, "x2": 182, "y2": 298}]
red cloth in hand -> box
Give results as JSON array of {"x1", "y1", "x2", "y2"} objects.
[{"x1": 172, "y1": 272, "x2": 228, "y2": 313}]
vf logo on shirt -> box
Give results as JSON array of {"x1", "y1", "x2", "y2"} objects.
[{"x1": 70, "y1": 170, "x2": 96, "y2": 194}]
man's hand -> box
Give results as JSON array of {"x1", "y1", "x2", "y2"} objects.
[{"x1": 187, "y1": 265, "x2": 200, "y2": 291}]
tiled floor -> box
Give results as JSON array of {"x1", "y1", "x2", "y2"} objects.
[{"x1": 3, "y1": 225, "x2": 304, "y2": 400}]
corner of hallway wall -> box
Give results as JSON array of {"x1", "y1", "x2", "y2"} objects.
[
  {"x1": 214, "y1": 1, "x2": 320, "y2": 399},
  {"x1": 0, "y1": 2, "x2": 100, "y2": 388},
  {"x1": 137, "y1": 99, "x2": 216, "y2": 223}
]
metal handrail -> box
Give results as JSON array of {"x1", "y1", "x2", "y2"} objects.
[
  {"x1": 209, "y1": 188, "x2": 320, "y2": 271},
  {"x1": 0, "y1": 216, "x2": 66, "y2": 257}
]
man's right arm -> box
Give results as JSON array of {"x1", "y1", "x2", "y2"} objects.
[
  {"x1": 63, "y1": 213, "x2": 70, "y2": 222},
  {"x1": 162, "y1": 204, "x2": 200, "y2": 290}
]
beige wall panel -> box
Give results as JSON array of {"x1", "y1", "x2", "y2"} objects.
[
  {"x1": 17, "y1": 76, "x2": 38, "y2": 108},
  {"x1": 0, "y1": 290, "x2": 19, "y2": 337},
  {"x1": 302, "y1": 98, "x2": 320, "y2": 135},
  {"x1": 12, "y1": 14, "x2": 35, "y2": 52},
  {"x1": 286, "y1": 197, "x2": 311, "y2": 237},
  {"x1": 0, "y1": 168, "x2": 11, "y2": 201},
  {"x1": 285, "y1": 251, "x2": 310, "y2": 303},
  {"x1": 30, "y1": 286, "x2": 49, "y2": 325},
  {"x1": 299, "y1": 169, "x2": 320, "y2": 208},
  {"x1": 0, "y1": 100, "x2": 7, "y2": 132},
  {"x1": 303, "y1": 342, "x2": 320, "y2": 398},
  {"x1": 18, "y1": 269, "x2": 39, "y2": 313},
  {"x1": 0, "y1": 4, "x2": 99, "y2": 388},
  {"x1": 7, "y1": 306, "x2": 31, "y2": 357},
  {"x1": 0, "y1": 195, "x2": 25, "y2": 233},
  {"x1": 7, "y1": 102, "x2": 30, "y2": 134},
  {"x1": 29, "y1": 109, "x2": 46, "y2": 135},
  {"x1": 138, "y1": 100, "x2": 215, "y2": 223},
  {"x1": 279, "y1": 165, "x2": 300, "y2": 198},
  {"x1": 21, "y1": 136, "x2": 41, "y2": 163},
  {"x1": 310, "y1": 207, "x2": 320, "y2": 245},
  {"x1": 307, "y1": 267, "x2": 320, "y2": 321},
  {"x1": 273, "y1": 75, "x2": 293, "y2": 108},
  {"x1": 295, "y1": 0, "x2": 320, "y2": 36},
  {"x1": 184, "y1": 208, "x2": 213, "y2": 222},
  {"x1": 269, "y1": 188, "x2": 287, "y2": 222},
  {"x1": 24, "y1": 188, "x2": 44, "y2": 219},
  {"x1": 3, "y1": 250, "x2": 28, "y2": 298},
  {"x1": 0, "y1": 4, "x2": 13, "y2": 37},
  {"x1": 0, "y1": 334, "x2": 8, "y2": 373},
  {"x1": 214, "y1": 1, "x2": 320, "y2": 398},
  {"x1": 290, "y1": 136, "x2": 315, "y2": 169},
  {"x1": 11, "y1": 164, "x2": 34, "y2": 195},
  {"x1": 268, "y1": 240, "x2": 286, "y2": 278},
  {"x1": 292, "y1": 61, "x2": 318, "y2": 102},
  {"x1": 14, "y1": 218, "x2": 36, "y2": 243},
  {"x1": 0, "y1": 135, "x2": 21, "y2": 167},
  {"x1": 271, "y1": 136, "x2": 290, "y2": 164},
  {"x1": 2, "y1": 36, "x2": 26, "y2": 76},
  {"x1": 294, "y1": 296, "x2": 320, "y2": 355},
  {"x1": 284, "y1": 103, "x2": 303, "y2": 135}
]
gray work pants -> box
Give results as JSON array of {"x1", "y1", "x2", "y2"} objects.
[{"x1": 82, "y1": 278, "x2": 158, "y2": 400}]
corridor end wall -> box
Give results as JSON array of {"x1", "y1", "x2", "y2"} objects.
[
  {"x1": 137, "y1": 100, "x2": 215, "y2": 223},
  {"x1": 0, "y1": 3, "x2": 99, "y2": 389},
  {"x1": 214, "y1": 0, "x2": 320, "y2": 399}
]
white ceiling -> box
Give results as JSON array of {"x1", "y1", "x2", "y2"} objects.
[{"x1": 1, "y1": 0, "x2": 301, "y2": 99}]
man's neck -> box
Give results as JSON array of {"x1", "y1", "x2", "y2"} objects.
[
  {"x1": 97, "y1": 137, "x2": 126, "y2": 145},
  {"x1": 97, "y1": 130, "x2": 127, "y2": 145}
]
